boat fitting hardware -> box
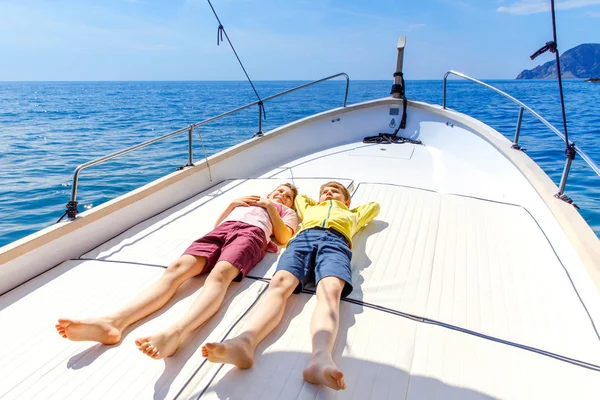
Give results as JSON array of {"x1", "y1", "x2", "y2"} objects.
[
  {"x1": 186, "y1": 125, "x2": 194, "y2": 167},
  {"x1": 556, "y1": 143, "x2": 576, "y2": 198},
  {"x1": 555, "y1": 193, "x2": 579, "y2": 209},
  {"x1": 513, "y1": 107, "x2": 524, "y2": 148},
  {"x1": 256, "y1": 101, "x2": 264, "y2": 136},
  {"x1": 390, "y1": 36, "x2": 408, "y2": 129},
  {"x1": 57, "y1": 200, "x2": 79, "y2": 223},
  {"x1": 391, "y1": 36, "x2": 406, "y2": 99}
]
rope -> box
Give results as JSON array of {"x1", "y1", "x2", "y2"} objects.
[
  {"x1": 197, "y1": 127, "x2": 212, "y2": 182},
  {"x1": 56, "y1": 200, "x2": 78, "y2": 223},
  {"x1": 56, "y1": 211, "x2": 68, "y2": 223},
  {"x1": 529, "y1": 0, "x2": 572, "y2": 159},
  {"x1": 362, "y1": 133, "x2": 422, "y2": 145},
  {"x1": 206, "y1": 0, "x2": 265, "y2": 114}
]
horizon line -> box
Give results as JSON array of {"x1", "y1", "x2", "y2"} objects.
[{"x1": 2, "y1": 78, "x2": 578, "y2": 83}]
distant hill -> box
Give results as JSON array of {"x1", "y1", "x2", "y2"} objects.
[{"x1": 516, "y1": 43, "x2": 600, "y2": 79}]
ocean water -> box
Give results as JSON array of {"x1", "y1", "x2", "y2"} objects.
[{"x1": 0, "y1": 79, "x2": 599, "y2": 247}]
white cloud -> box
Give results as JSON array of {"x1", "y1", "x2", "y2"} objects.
[{"x1": 497, "y1": 0, "x2": 600, "y2": 15}]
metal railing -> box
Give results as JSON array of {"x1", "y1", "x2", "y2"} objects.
[
  {"x1": 61, "y1": 73, "x2": 350, "y2": 220},
  {"x1": 443, "y1": 70, "x2": 600, "y2": 204}
]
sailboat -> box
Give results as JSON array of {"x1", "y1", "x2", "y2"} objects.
[{"x1": 1, "y1": 24, "x2": 599, "y2": 400}]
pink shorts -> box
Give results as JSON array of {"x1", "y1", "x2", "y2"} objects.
[{"x1": 184, "y1": 221, "x2": 267, "y2": 281}]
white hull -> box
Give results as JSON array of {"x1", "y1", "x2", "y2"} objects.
[{"x1": 1, "y1": 97, "x2": 599, "y2": 399}]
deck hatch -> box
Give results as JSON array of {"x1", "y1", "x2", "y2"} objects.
[{"x1": 348, "y1": 144, "x2": 415, "y2": 159}]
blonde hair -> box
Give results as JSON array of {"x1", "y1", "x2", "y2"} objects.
[{"x1": 320, "y1": 181, "x2": 351, "y2": 201}]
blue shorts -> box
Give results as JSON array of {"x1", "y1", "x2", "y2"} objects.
[{"x1": 276, "y1": 228, "x2": 353, "y2": 298}]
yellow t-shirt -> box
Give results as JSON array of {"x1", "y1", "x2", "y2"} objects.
[{"x1": 294, "y1": 194, "x2": 380, "y2": 248}]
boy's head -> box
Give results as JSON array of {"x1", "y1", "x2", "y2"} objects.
[
  {"x1": 268, "y1": 183, "x2": 298, "y2": 209},
  {"x1": 319, "y1": 181, "x2": 351, "y2": 207}
]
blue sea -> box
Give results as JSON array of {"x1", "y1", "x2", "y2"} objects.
[{"x1": 0, "y1": 79, "x2": 599, "y2": 247}]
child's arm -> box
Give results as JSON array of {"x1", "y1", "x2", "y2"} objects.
[
  {"x1": 214, "y1": 195, "x2": 260, "y2": 227},
  {"x1": 256, "y1": 198, "x2": 294, "y2": 244},
  {"x1": 294, "y1": 194, "x2": 318, "y2": 221},
  {"x1": 353, "y1": 202, "x2": 381, "y2": 232}
]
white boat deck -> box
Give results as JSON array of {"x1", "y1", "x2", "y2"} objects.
[{"x1": 2, "y1": 135, "x2": 600, "y2": 399}]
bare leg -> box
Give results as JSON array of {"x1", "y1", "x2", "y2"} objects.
[
  {"x1": 302, "y1": 276, "x2": 346, "y2": 390},
  {"x1": 202, "y1": 270, "x2": 299, "y2": 368},
  {"x1": 135, "y1": 261, "x2": 240, "y2": 359},
  {"x1": 55, "y1": 254, "x2": 206, "y2": 344}
]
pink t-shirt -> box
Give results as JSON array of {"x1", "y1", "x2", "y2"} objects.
[{"x1": 223, "y1": 202, "x2": 298, "y2": 251}]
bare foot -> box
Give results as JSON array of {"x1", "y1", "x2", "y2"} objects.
[
  {"x1": 201, "y1": 339, "x2": 254, "y2": 369},
  {"x1": 303, "y1": 358, "x2": 346, "y2": 390},
  {"x1": 135, "y1": 329, "x2": 188, "y2": 359},
  {"x1": 55, "y1": 318, "x2": 121, "y2": 345}
]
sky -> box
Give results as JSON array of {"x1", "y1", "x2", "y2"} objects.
[{"x1": 0, "y1": 0, "x2": 599, "y2": 81}]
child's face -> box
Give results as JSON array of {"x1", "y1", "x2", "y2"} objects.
[
  {"x1": 268, "y1": 186, "x2": 294, "y2": 208},
  {"x1": 319, "y1": 185, "x2": 350, "y2": 206}
]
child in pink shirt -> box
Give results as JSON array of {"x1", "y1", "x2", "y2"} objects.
[
  {"x1": 56, "y1": 183, "x2": 298, "y2": 360},
  {"x1": 186, "y1": 185, "x2": 299, "y2": 278}
]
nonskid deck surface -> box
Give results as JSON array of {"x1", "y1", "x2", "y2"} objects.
[
  {"x1": 349, "y1": 183, "x2": 600, "y2": 365},
  {"x1": 2, "y1": 173, "x2": 599, "y2": 399},
  {"x1": 0, "y1": 259, "x2": 268, "y2": 400},
  {"x1": 186, "y1": 294, "x2": 600, "y2": 400}
]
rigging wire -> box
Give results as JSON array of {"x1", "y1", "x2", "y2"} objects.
[
  {"x1": 549, "y1": 0, "x2": 570, "y2": 151},
  {"x1": 530, "y1": 0, "x2": 574, "y2": 159},
  {"x1": 206, "y1": 0, "x2": 266, "y2": 120}
]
